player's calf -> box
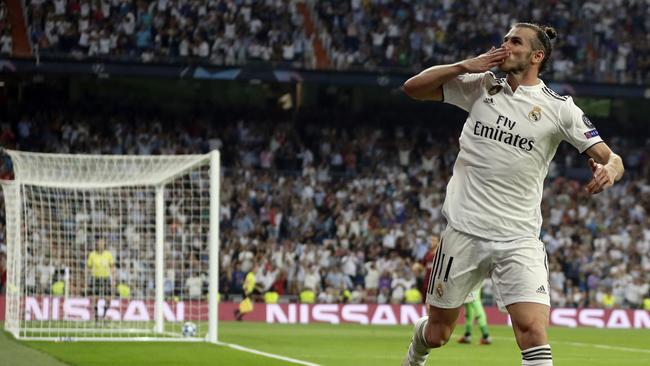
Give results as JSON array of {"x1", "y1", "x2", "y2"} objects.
[{"x1": 509, "y1": 305, "x2": 552, "y2": 365}]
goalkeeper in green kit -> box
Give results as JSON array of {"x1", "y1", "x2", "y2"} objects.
[{"x1": 458, "y1": 286, "x2": 492, "y2": 345}]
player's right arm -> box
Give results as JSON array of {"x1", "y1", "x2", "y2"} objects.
[{"x1": 402, "y1": 47, "x2": 508, "y2": 101}]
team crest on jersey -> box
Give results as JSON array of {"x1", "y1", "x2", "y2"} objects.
[
  {"x1": 528, "y1": 106, "x2": 542, "y2": 122},
  {"x1": 488, "y1": 85, "x2": 502, "y2": 95},
  {"x1": 436, "y1": 283, "x2": 444, "y2": 297}
]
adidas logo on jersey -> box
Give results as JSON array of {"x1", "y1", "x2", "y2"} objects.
[
  {"x1": 483, "y1": 97, "x2": 494, "y2": 105},
  {"x1": 536, "y1": 285, "x2": 547, "y2": 295}
]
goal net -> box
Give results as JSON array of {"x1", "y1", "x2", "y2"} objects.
[{"x1": 1, "y1": 150, "x2": 220, "y2": 342}]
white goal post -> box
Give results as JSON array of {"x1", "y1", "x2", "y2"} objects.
[{"x1": 1, "y1": 149, "x2": 220, "y2": 342}]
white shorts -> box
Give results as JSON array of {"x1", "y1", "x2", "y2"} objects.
[{"x1": 425, "y1": 226, "x2": 550, "y2": 311}]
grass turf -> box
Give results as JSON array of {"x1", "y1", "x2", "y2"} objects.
[{"x1": 2, "y1": 322, "x2": 649, "y2": 365}]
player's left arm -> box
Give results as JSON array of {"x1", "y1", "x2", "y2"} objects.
[{"x1": 584, "y1": 142, "x2": 624, "y2": 194}]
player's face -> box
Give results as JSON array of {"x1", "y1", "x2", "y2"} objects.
[{"x1": 498, "y1": 27, "x2": 541, "y2": 74}]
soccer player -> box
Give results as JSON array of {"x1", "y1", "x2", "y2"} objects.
[
  {"x1": 86, "y1": 237, "x2": 115, "y2": 323},
  {"x1": 401, "y1": 23, "x2": 624, "y2": 366},
  {"x1": 234, "y1": 263, "x2": 259, "y2": 321},
  {"x1": 457, "y1": 286, "x2": 491, "y2": 345}
]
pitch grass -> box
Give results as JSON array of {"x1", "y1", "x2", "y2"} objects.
[{"x1": 3, "y1": 322, "x2": 649, "y2": 366}]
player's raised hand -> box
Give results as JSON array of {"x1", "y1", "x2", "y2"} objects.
[
  {"x1": 585, "y1": 158, "x2": 616, "y2": 194},
  {"x1": 458, "y1": 47, "x2": 509, "y2": 73}
]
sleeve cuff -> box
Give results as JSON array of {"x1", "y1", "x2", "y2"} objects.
[{"x1": 580, "y1": 140, "x2": 604, "y2": 154}]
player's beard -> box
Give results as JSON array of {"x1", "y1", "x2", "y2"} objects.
[{"x1": 498, "y1": 51, "x2": 532, "y2": 75}]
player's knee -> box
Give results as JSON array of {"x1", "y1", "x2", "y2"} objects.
[
  {"x1": 515, "y1": 320, "x2": 547, "y2": 343},
  {"x1": 423, "y1": 325, "x2": 453, "y2": 348},
  {"x1": 527, "y1": 323, "x2": 547, "y2": 341}
]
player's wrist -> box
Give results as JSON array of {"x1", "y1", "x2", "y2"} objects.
[
  {"x1": 603, "y1": 164, "x2": 618, "y2": 182},
  {"x1": 454, "y1": 61, "x2": 471, "y2": 74},
  {"x1": 607, "y1": 154, "x2": 624, "y2": 181}
]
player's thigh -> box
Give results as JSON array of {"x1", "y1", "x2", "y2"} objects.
[
  {"x1": 507, "y1": 302, "x2": 549, "y2": 328},
  {"x1": 491, "y1": 238, "x2": 550, "y2": 310},
  {"x1": 425, "y1": 227, "x2": 489, "y2": 308}
]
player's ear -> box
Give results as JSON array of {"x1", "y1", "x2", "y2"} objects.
[{"x1": 532, "y1": 49, "x2": 545, "y2": 65}]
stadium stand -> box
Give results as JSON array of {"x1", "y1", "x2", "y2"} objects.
[
  {"x1": 0, "y1": 1, "x2": 12, "y2": 56},
  {"x1": 26, "y1": 0, "x2": 316, "y2": 67},
  {"x1": 311, "y1": 0, "x2": 650, "y2": 84},
  {"x1": 0, "y1": 105, "x2": 648, "y2": 309},
  {"x1": 20, "y1": 0, "x2": 650, "y2": 84}
]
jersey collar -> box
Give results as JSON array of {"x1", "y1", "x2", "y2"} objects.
[{"x1": 506, "y1": 79, "x2": 545, "y2": 95}]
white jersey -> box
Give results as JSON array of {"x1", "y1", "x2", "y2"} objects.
[{"x1": 441, "y1": 71, "x2": 603, "y2": 241}]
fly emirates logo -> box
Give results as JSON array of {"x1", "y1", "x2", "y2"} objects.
[{"x1": 474, "y1": 115, "x2": 535, "y2": 152}]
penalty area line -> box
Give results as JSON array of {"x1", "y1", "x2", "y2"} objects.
[{"x1": 216, "y1": 341, "x2": 321, "y2": 366}]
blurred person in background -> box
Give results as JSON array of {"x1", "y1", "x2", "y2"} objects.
[
  {"x1": 458, "y1": 286, "x2": 492, "y2": 345},
  {"x1": 643, "y1": 289, "x2": 650, "y2": 311},
  {"x1": 234, "y1": 262, "x2": 260, "y2": 321},
  {"x1": 86, "y1": 237, "x2": 115, "y2": 324}
]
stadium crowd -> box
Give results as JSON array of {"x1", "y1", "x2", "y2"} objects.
[
  {"x1": 0, "y1": 106, "x2": 648, "y2": 311},
  {"x1": 26, "y1": 0, "x2": 314, "y2": 67},
  {"x1": 0, "y1": 1, "x2": 11, "y2": 56},
  {"x1": 313, "y1": 0, "x2": 650, "y2": 84},
  {"x1": 22, "y1": 0, "x2": 650, "y2": 84}
]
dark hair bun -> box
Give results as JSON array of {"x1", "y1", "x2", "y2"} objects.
[{"x1": 544, "y1": 27, "x2": 557, "y2": 40}]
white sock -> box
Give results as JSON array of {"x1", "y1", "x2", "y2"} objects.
[
  {"x1": 406, "y1": 317, "x2": 430, "y2": 364},
  {"x1": 521, "y1": 344, "x2": 553, "y2": 366},
  {"x1": 416, "y1": 318, "x2": 430, "y2": 351}
]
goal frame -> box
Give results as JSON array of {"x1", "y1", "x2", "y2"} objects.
[{"x1": 1, "y1": 150, "x2": 221, "y2": 343}]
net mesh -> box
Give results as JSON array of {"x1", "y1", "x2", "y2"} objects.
[{"x1": 2, "y1": 150, "x2": 215, "y2": 341}]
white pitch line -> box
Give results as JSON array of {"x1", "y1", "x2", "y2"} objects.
[
  {"x1": 217, "y1": 341, "x2": 321, "y2": 366},
  {"x1": 560, "y1": 341, "x2": 650, "y2": 354},
  {"x1": 492, "y1": 336, "x2": 650, "y2": 354}
]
